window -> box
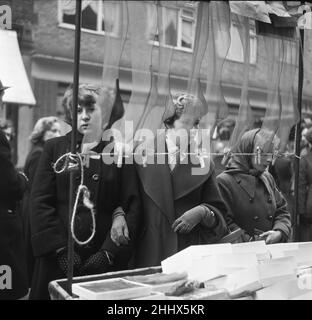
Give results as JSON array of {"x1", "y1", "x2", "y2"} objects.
[
  {"x1": 147, "y1": 3, "x2": 197, "y2": 51},
  {"x1": 179, "y1": 9, "x2": 196, "y2": 49},
  {"x1": 59, "y1": 0, "x2": 120, "y2": 36},
  {"x1": 226, "y1": 20, "x2": 257, "y2": 64}
]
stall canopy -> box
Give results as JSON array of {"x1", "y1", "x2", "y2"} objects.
[{"x1": 0, "y1": 30, "x2": 36, "y2": 105}]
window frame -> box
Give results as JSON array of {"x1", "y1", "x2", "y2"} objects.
[
  {"x1": 226, "y1": 19, "x2": 258, "y2": 65},
  {"x1": 178, "y1": 7, "x2": 196, "y2": 50},
  {"x1": 149, "y1": 5, "x2": 197, "y2": 53},
  {"x1": 57, "y1": 0, "x2": 118, "y2": 37},
  {"x1": 57, "y1": 1, "x2": 197, "y2": 52}
]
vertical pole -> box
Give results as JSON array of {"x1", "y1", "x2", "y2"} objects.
[
  {"x1": 67, "y1": 0, "x2": 82, "y2": 296},
  {"x1": 293, "y1": 8, "x2": 305, "y2": 242}
]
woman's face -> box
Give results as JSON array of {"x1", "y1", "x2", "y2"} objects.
[
  {"x1": 173, "y1": 113, "x2": 199, "y2": 132},
  {"x1": 3, "y1": 127, "x2": 13, "y2": 142},
  {"x1": 251, "y1": 133, "x2": 278, "y2": 172},
  {"x1": 77, "y1": 103, "x2": 102, "y2": 136},
  {"x1": 44, "y1": 122, "x2": 61, "y2": 141}
]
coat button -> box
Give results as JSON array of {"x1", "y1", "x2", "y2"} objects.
[
  {"x1": 253, "y1": 216, "x2": 259, "y2": 221},
  {"x1": 268, "y1": 197, "x2": 272, "y2": 203},
  {"x1": 249, "y1": 198, "x2": 253, "y2": 203},
  {"x1": 268, "y1": 215, "x2": 273, "y2": 220},
  {"x1": 92, "y1": 173, "x2": 99, "y2": 181}
]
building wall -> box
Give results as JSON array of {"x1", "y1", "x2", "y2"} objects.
[{"x1": 5, "y1": 0, "x2": 312, "y2": 165}]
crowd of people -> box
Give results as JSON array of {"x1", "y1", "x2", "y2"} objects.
[{"x1": 1, "y1": 79, "x2": 311, "y2": 300}]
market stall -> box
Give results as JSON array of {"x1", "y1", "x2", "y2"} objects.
[
  {"x1": 52, "y1": 0, "x2": 312, "y2": 299},
  {"x1": 50, "y1": 241, "x2": 312, "y2": 300}
]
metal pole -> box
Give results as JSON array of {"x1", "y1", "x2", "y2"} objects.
[
  {"x1": 293, "y1": 7, "x2": 305, "y2": 242},
  {"x1": 67, "y1": 0, "x2": 82, "y2": 296}
]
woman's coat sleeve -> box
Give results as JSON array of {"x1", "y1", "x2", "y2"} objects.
[
  {"x1": 200, "y1": 170, "x2": 228, "y2": 241},
  {"x1": 30, "y1": 140, "x2": 67, "y2": 257}
]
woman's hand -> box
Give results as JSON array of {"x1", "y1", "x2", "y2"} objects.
[
  {"x1": 172, "y1": 206, "x2": 209, "y2": 234},
  {"x1": 111, "y1": 215, "x2": 130, "y2": 246},
  {"x1": 259, "y1": 230, "x2": 282, "y2": 244}
]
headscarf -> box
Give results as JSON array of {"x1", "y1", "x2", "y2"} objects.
[
  {"x1": 226, "y1": 128, "x2": 261, "y2": 176},
  {"x1": 225, "y1": 128, "x2": 277, "y2": 207}
]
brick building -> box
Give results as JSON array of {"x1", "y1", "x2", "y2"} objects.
[{"x1": 1, "y1": 0, "x2": 312, "y2": 167}]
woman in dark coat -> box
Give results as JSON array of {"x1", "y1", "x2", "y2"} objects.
[
  {"x1": 22, "y1": 116, "x2": 61, "y2": 286},
  {"x1": 128, "y1": 93, "x2": 228, "y2": 268},
  {"x1": 298, "y1": 127, "x2": 312, "y2": 241},
  {"x1": 29, "y1": 84, "x2": 141, "y2": 299},
  {"x1": 0, "y1": 129, "x2": 28, "y2": 299},
  {"x1": 217, "y1": 129, "x2": 291, "y2": 243}
]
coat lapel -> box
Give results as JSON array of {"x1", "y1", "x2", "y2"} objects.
[
  {"x1": 135, "y1": 134, "x2": 175, "y2": 225},
  {"x1": 233, "y1": 173, "x2": 256, "y2": 200},
  {"x1": 171, "y1": 152, "x2": 213, "y2": 200}
]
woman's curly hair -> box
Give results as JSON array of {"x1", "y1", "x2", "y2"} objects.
[
  {"x1": 29, "y1": 116, "x2": 59, "y2": 145},
  {"x1": 62, "y1": 84, "x2": 115, "y2": 125},
  {"x1": 163, "y1": 93, "x2": 204, "y2": 128}
]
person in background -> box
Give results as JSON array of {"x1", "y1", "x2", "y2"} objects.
[
  {"x1": 0, "y1": 81, "x2": 29, "y2": 300},
  {"x1": 0, "y1": 121, "x2": 29, "y2": 299},
  {"x1": 298, "y1": 127, "x2": 312, "y2": 241},
  {"x1": 269, "y1": 128, "x2": 295, "y2": 239},
  {"x1": 300, "y1": 126, "x2": 310, "y2": 157},
  {"x1": 0, "y1": 80, "x2": 9, "y2": 110},
  {"x1": 217, "y1": 129, "x2": 291, "y2": 244},
  {"x1": 0, "y1": 119, "x2": 14, "y2": 145},
  {"x1": 22, "y1": 117, "x2": 61, "y2": 287},
  {"x1": 29, "y1": 84, "x2": 140, "y2": 299}
]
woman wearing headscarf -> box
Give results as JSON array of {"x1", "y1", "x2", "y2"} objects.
[
  {"x1": 29, "y1": 84, "x2": 141, "y2": 299},
  {"x1": 125, "y1": 93, "x2": 228, "y2": 268},
  {"x1": 217, "y1": 129, "x2": 291, "y2": 243},
  {"x1": 298, "y1": 127, "x2": 312, "y2": 241},
  {"x1": 22, "y1": 117, "x2": 61, "y2": 287}
]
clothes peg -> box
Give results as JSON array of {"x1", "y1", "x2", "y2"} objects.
[
  {"x1": 197, "y1": 153, "x2": 205, "y2": 169},
  {"x1": 142, "y1": 153, "x2": 148, "y2": 167},
  {"x1": 256, "y1": 146, "x2": 261, "y2": 165}
]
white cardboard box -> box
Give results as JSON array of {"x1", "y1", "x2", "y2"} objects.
[
  {"x1": 161, "y1": 243, "x2": 232, "y2": 274},
  {"x1": 255, "y1": 275, "x2": 312, "y2": 300}
]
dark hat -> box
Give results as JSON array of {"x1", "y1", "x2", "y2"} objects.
[{"x1": 0, "y1": 80, "x2": 10, "y2": 92}]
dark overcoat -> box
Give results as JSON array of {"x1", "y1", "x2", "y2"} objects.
[
  {"x1": 298, "y1": 151, "x2": 312, "y2": 241},
  {"x1": 0, "y1": 130, "x2": 28, "y2": 300},
  {"x1": 133, "y1": 134, "x2": 228, "y2": 268},
  {"x1": 22, "y1": 143, "x2": 44, "y2": 285},
  {"x1": 217, "y1": 171, "x2": 291, "y2": 241},
  {"x1": 299, "y1": 152, "x2": 312, "y2": 217},
  {"x1": 29, "y1": 132, "x2": 141, "y2": 299}
]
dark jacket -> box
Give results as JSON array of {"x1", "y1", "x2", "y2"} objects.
[
  {"x1": 217, "y1": 170, "x2": 291, "y2": 241},
  {"x1": 133, "y1": 134, "x2": 228, "y2": 268},
  {"x1": 29, "y1": 132, "x2": 141, "y2": 299},
  {"x1": 299, "y1": 152, "x2": 312, "y2": 220},
  {"x1": 22, "y1": 143, "x2": 44, "y2": 285},
  {"x1": 0, "y1": 130, "x2": 28, "y2": 300},
  {"x1": 269, "y1": 156, "x2": 294, "y2": 225}
]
